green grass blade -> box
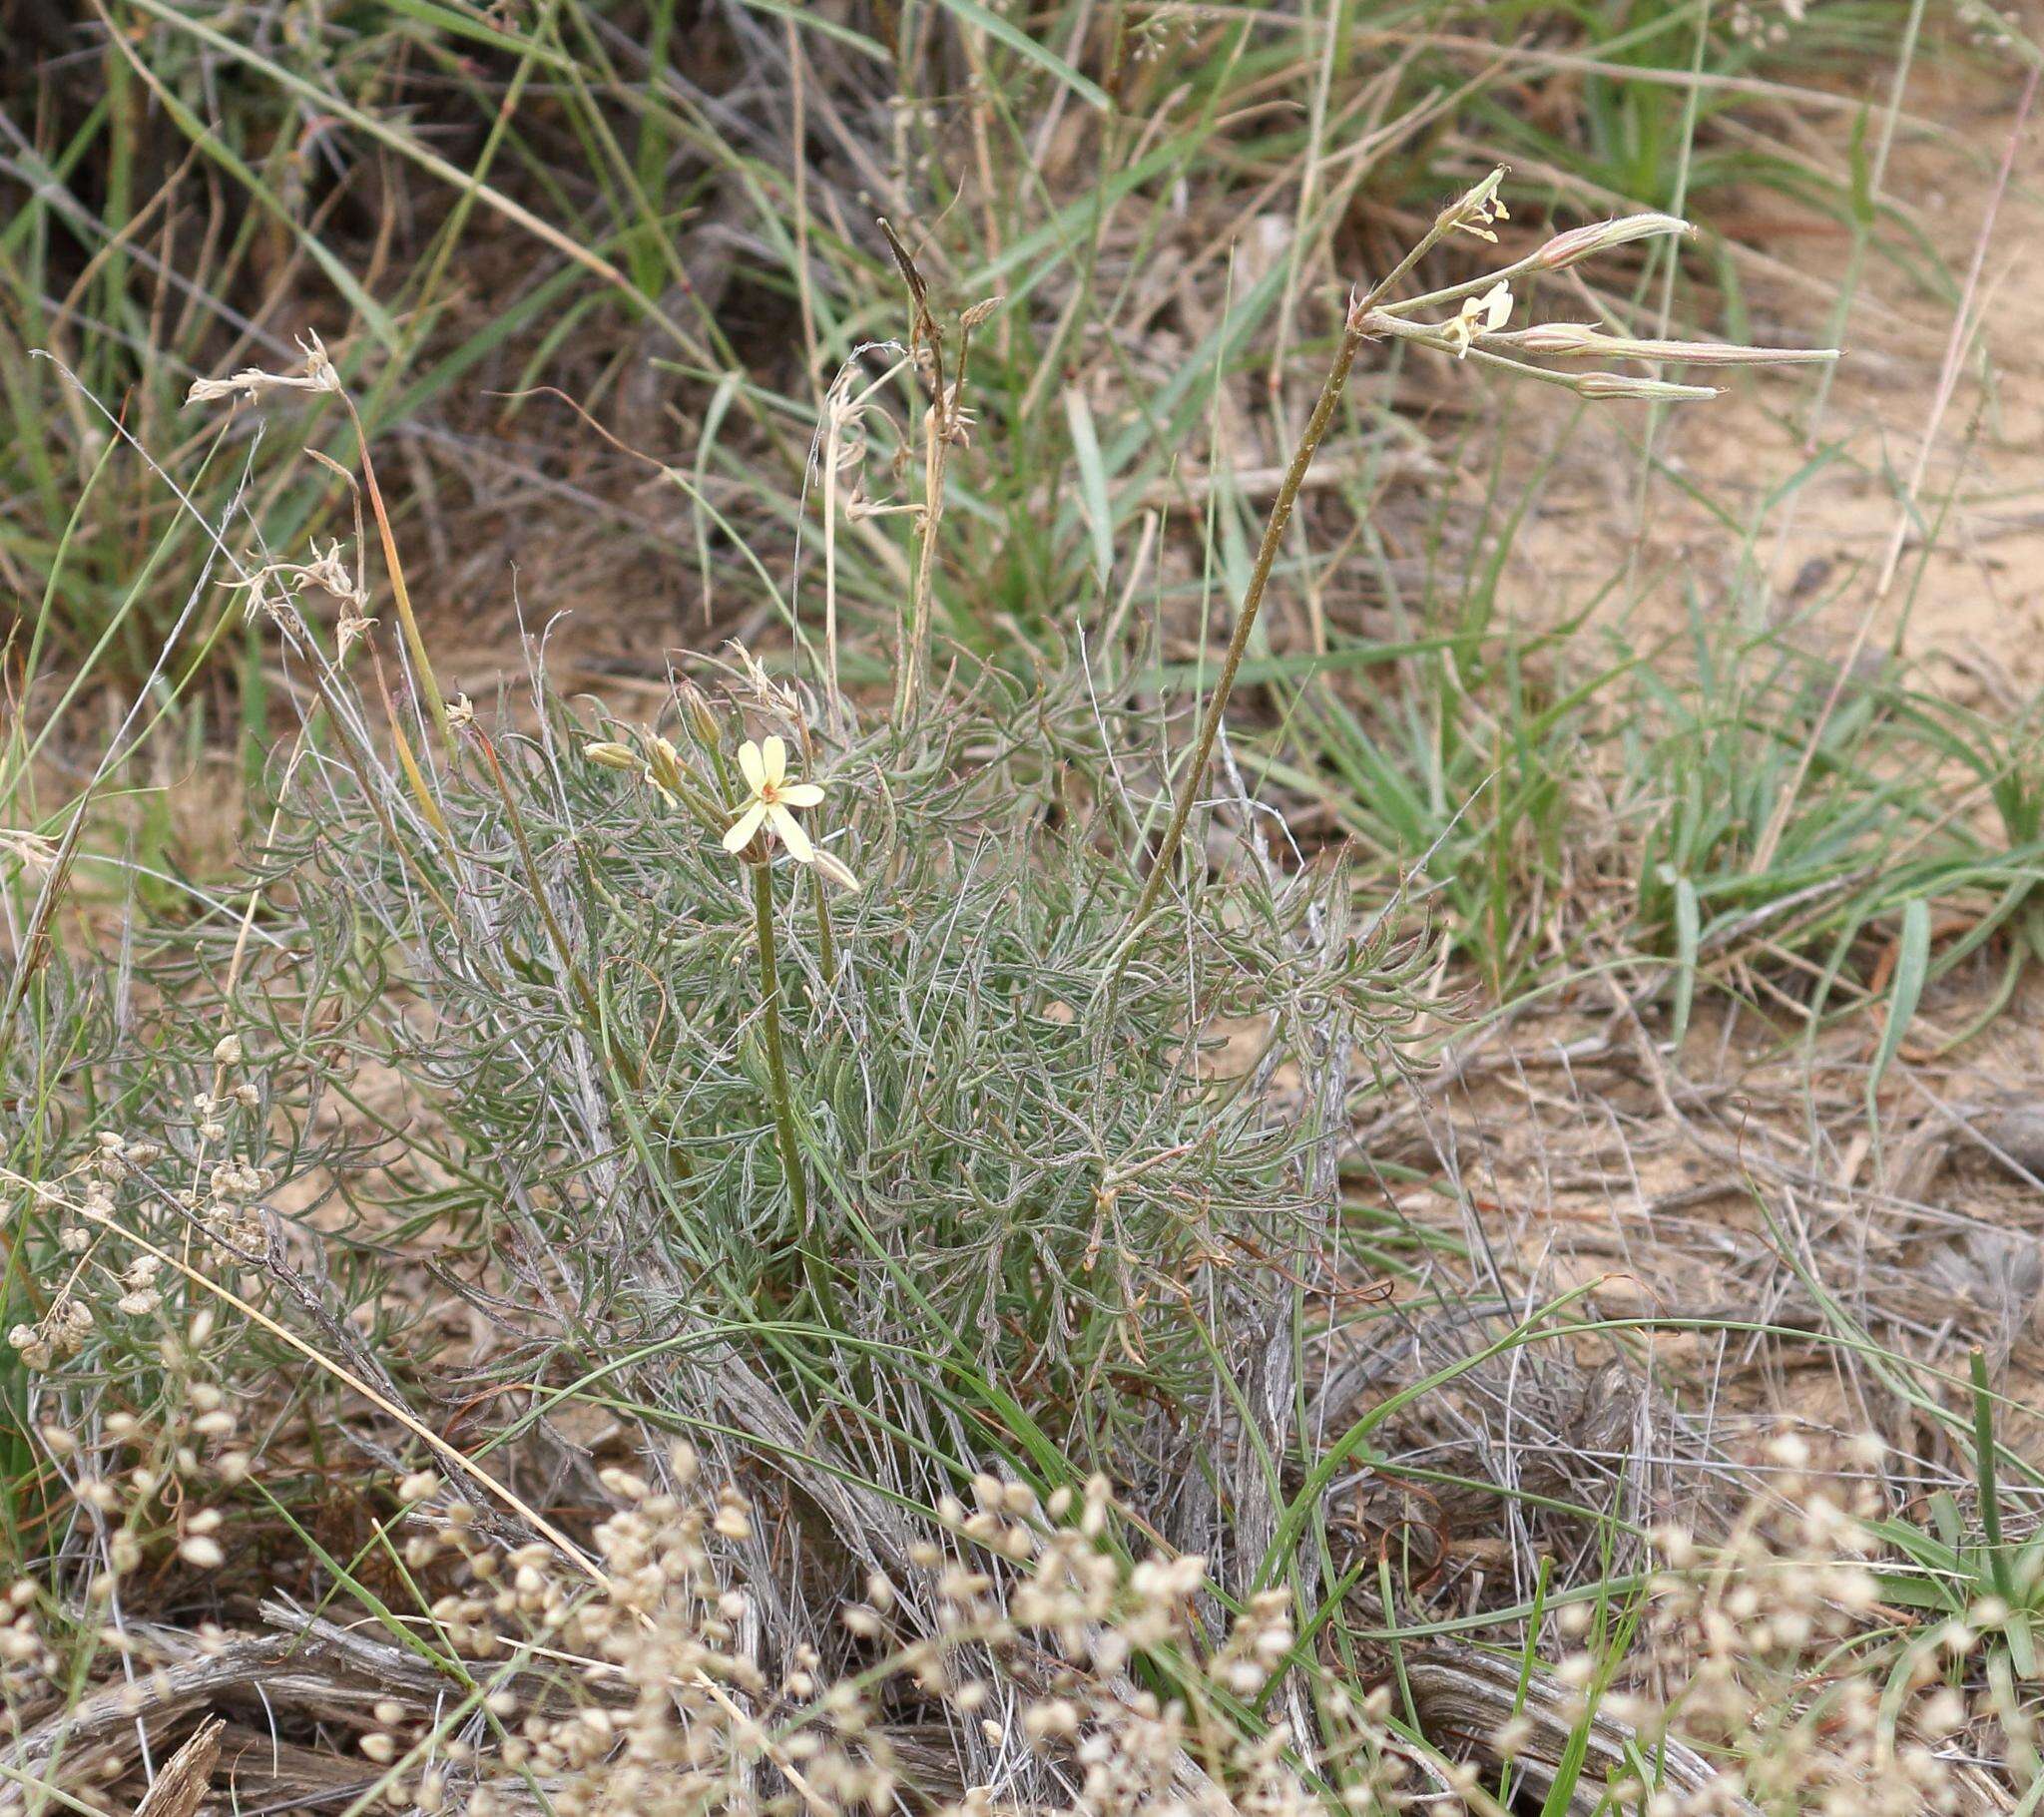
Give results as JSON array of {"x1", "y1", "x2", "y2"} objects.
[
  {"x1": 1868, "y1": 894, "x2": 1929, "y2": 1104},
  {"x1": 933, "y1": 0, "x2": 1112, "y2": 111}
]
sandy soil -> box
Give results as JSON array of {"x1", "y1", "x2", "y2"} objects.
[{"x1": 1508, "y1": 60, "x2": 2044, "y2": 704}]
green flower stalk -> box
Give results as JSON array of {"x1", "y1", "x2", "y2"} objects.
[{"x1": 722, "y1": 737, "x2": 854, "y2": 1319}]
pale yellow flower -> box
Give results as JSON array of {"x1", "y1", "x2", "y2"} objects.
[
  {"x1": 1441, "y1": 280, "x2": 1514, "y2": 359},
  {"x1": 723, "y1": 737, "x2": 828, "y2": 864},
  {"x1": 1455, "y1": 193, "x2": 1509, "y2": 242}
]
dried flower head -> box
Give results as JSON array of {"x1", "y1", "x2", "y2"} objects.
[{"x1": 185, "y1": 333, "x2": 341, "y2": 407}]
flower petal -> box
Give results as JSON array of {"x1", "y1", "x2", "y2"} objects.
[
  {"x1": 760, "y1": 735, "x2": 787, "y2": 788},
  {"x1": 722, "y1": 799, "x2": 768, "y2": 852},
  {"x1": 1479, "y1": 281, "x2": 1513, "y2": 332},
  {"x1": 767, "y1": 803, "x2": 815, "y2": 863},
  {"x1": 738, "y1": 740, "x2": 766, "y2": 793},
  {"x1": 777, "y1": 782, "x2": 825, "y2": 808}
]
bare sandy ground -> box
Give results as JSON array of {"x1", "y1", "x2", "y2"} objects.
[{"x1": 1509, "y1": 60, "x2": 2043, "y2": 701}]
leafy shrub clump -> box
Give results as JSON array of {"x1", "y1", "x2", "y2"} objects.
[{"x1": 266, "y1": 636, "x2": 1431, "y2": 1557}]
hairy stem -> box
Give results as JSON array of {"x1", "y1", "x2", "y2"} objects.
[
  {"x1": 896, "y1": 366, "x2": 949, "y2": 722},
  {"x1": 1126, "y1": 308, "x2": 1367, "y2": 930}
]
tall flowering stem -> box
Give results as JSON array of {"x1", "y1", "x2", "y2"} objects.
[
  {"x1": 1127, "y1": 176, "x2": 1505, "y2": 931},
  {"x1": 752, "y1": 861, "x2": 807, "y2": 1226},
  {"x1": 752, "y1": 862, "x2": 835, "y2": 1319},
  {"x1": 1122, "y1": 182, "x2": 1784, "y2": 931}
]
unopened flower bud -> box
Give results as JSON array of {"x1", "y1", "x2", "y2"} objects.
[
  {"x1": 1577, "y1": 372, "x2": 1719, "y2": 402},
  {"x1": 810, "y1": 849, "x2": 861, "y2": 893},
  {"x1": 1504, "y1": 322, "x2": 1839, "y2": 367},
  {"x1": 676, "y1": 682, "x2": 721, "y2": 750},
  {"x1": 1532, "y1": 213, "x2": 1691, "y2": 270},
  {"x1": 1512, "y1": 320, "x2": 1604, "y2": 355},
  {"x1": 646, "y1": 736, "x2": 686, "y2": 796},
  {"x1": 583, "y1": 741, "x2": 640, "y2": 771}
]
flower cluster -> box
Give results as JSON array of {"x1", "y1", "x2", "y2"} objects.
[{"x1": 1358, "y1": 176, "x2": 1838, "y2": 400}]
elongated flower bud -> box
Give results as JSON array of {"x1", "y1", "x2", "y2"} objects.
[
  {"x1": 1532, "y1": 214, "x2": 1691, "y2": 271},
  {"x1": 1577, "y1": 371, "x2": 1720, "y2": 401},
  {"x1": 1510, "y1": 321, "x2": 1604, "y2": 354},
  {"x1": 584, "y1": 741, "x2": 640, "y2": 771},
  {"x1": 676, "y1": 680, "x2": 722, "y2": 749},
  {"x1": 810, "y1": 849, "x2": 861, "y2": 893},
  {"x1": 646, "y1": 736, "x2": 688, "y2": 797},
  {"x1": 1502, "y1": 323, "x2": 1840, "y2": 366}
]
